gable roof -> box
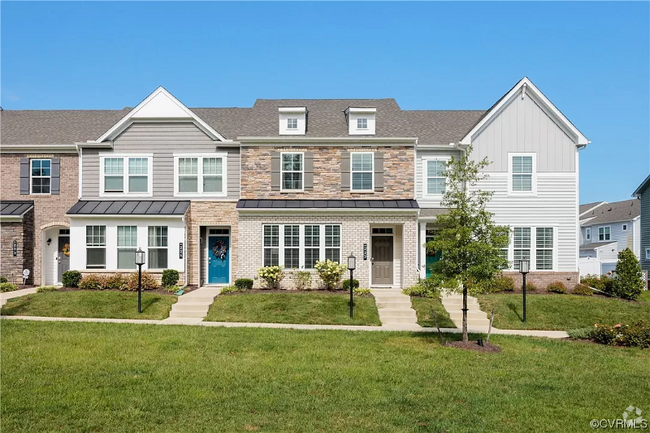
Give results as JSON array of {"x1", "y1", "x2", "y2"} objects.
[
  {"x1": 403, "y1": 110, "x2": 485, "y2": 144},
  {"x1": 459, "y1": 77, "x2": 589, "y2": 146},
  {"x1": 633, "y1": 174, "x2": 650, "y2": 197},
  {"x1": 579, "y1": 201, "x2": 607, "y2": 217},
  {"x1": 579, "y1": 199, "x2": 640, "y2": 226}
]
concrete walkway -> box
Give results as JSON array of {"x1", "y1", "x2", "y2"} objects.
[
  {"x1": 370, "y1": 288, "x2": 419, "y2": 326},
  {"x1": 0, "y1": 315, "x2": 568, "y2": 338},
  {"x1": 0, "y1": 287, "x2": 38, "y2": 308},
  {"x1": 441, "y1": 293, "x2": 491, "y2": 328}
]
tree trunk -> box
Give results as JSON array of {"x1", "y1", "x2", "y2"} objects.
[{"x1": 462, "y1": 283, "x2": 468, "y2": 342}]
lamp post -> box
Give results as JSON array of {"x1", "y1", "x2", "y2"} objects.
[
  {"x1": 347, "y1": 253, "x2": 356, "y2": 319},
  {"x1": 519, "y1": 259, "x2": 530, "y2": 323},
  {"x1": 135, "y1": 248, "x2": 145, "y2": 314}
]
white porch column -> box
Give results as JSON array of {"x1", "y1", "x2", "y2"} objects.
[{"x1": 419, "y1": 222, "x2": 427, "y2": 279}]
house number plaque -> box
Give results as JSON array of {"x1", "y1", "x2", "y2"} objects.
[
  {"x1": 179, "y1": 243, "x2": 183, "y2": 259},
  {"x1": 363, "y1": 243, "x2": 367, "y2": 260}
]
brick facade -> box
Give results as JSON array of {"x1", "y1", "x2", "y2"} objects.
[
  {"x1": 240, "y1": 146, "x2": 415, "y2": 200},
  {"x1": 503, "y1": 271, "x2": 580, "y2": 291},
  {"x1": 0, "y1": 208, "x2": 34, "y2": 284},
  {"x1": 0, "y1": 153, "x2": 79, "y2": 285},
  {"x1": 238, "y1": 213, "x2": 418, "y2": 289}
]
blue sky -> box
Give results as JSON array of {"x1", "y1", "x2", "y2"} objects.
[{"x1": 2, "y1": 2, "x2": 648, "y2": 203}]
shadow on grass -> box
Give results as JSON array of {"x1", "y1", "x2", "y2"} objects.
[
  {"x1": 140, "y1": 297, "x2": 165, "y2": 313},
  {"x1": 506, "y1": 301, "x2": 523, "y2": 322}
]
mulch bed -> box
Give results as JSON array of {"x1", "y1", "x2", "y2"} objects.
[
  {"x1": 445, "y1": 340, "x2": 502, "y2": 353},
  {"x1": 223, "y1": 289, "x2": 372, "y2": 297}
]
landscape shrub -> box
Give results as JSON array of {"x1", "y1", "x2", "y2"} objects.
[
  {"x1": 37, "y1": 286, "x2": 60, "y2": 293},
  {"x1": 104, "y1": 274, "x2": 126, "y2": 291},
  {"x1": 314, "y1": 260, "x2": 346, "y2": 290},
  {"x1": 591, "y1": 324, "x2": 618, "y2": 345},
  {"x1": 613, "y1": 248, "x2": 644, "y2": 300},
  {"x1": 234, "y1": 278, "x2": 254, "y2": 291},
  {"x1": 342, "y1": 279, "x2": 359, "y2": 291},
  {"x1": 522, "y1": 282, "x2": 537, "y2": 292},
  {"x1": 580, "y1": 274, "x2": 605, "y2": 291},
  {"x1": 572, "y1": 283, "x2": 593, "y2": 296},
  {"x1": 220, "y1": 285, "x2": 238, "y2": 294},
  {"x1": 546, "y1": 281, "x2": 568, "y2": 294},
  {"x1": 0, "y1": 276, "x2": 7, "y2": 283},
  {"x1": 602, "y1": 277, "x2": 618, "y2": 296},
  {"x1": 161, "y1": 269, "x2": 180, "y2": 288},
  {"x1": 483, "y1": 275, "x2": 515, "y2": 293},
  {"x1": 567, "y1": 328, "x2": 593, "y2": 340},
  {"x1": 0, "y1": 282, "x2": 19, "y2": 292},
  {"x1": 165, "y1": 285, "x2": 180, "y2": 293},
  {"x1": 257, "y1": 266, "x2": 285, "y2": 289},
  {"x1": 402, "y1": 278, "x2": 439, "y2": 298},
  {"x1": 590, "y1": 321, "x2": 650, "y2": 348},
  {"x1": 62, "y1": 270, "x2": 82, "y2": 288},
  {"x1": 353, "y1": 288, "x2": 372, "y2": 297},
  {"x1": 125, "y1": 272, "x2": 160, "y2": 291},
  {"x1": 78, "y1": 274, "x2": 105, "y2": 291},
  {"x1": 293, "y1": 272, "x2": 311, "y2": 291}
]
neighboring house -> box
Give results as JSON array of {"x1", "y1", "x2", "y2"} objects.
[
  {"x1": 0, "y1": 77, "x2": 588, "y2": 289},
  {"x1": 633, "y1": 175, "x2": 650, "y2": 281},
  {"x1": 578, "y1": 199, "x2": 640, "y2": 276}
]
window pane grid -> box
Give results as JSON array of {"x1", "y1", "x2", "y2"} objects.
[
  {"x1": 31, "y1": 159, "x2": 52, "y2": 194},
  {"x1": 117, "y1": 226, "x2": 137, "y2": 247},
  {"x1": 281, "y1": 153, "x2": 303, "y2": 190},
  {"x1": 351, "y1": 153, "x2": 373, "y2": 190},
  {"x1": 284, "y1": 225, "x2": 300, "y2": 247},
  {"x1": 262, "y1": 224, "x2": 341, "y2": 268},
  {"x1": 86, "y1": 226, "x2": 106, "y2": 246},
  {"x1": 148, "y1": 226, "x2": 168, "y2": 247},
  {"x1": 128, "y1": 158, "x2": 148, "y2": 175},
  {"x1": 512, "y1": 156, "x2": 532, "y2": 174}
]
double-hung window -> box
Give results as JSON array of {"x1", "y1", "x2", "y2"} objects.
[
  {"x1": 351, "y1": 152, "x2": 373, "y2": 191},
  {"x1": 510, "y1": 154, "x2": 534, "y2": 193},
  {"x1": 284, "y1": 225, "x2": 300, "y2": 269},
  {"x1": 30, "y1": 159, "x2": 51, "y2": 194},
  {"x1": 263, "y1": 225, "x2": 280, "y2": 267},
  {"x1": 513, "y1": 227, "x2": 531, "y2": 271},
  {"x1": 148, "y1": 226, "x2": 168, "y2": 269},
  {"x1": 176, "y1": 155, "x2": 226, "y2": 195},
  {"x1": 86, "y1": 226, "x2": 106, "y2": 269},
  {"x1": 304, "y1": 225, "x2": 320, "y2": 269},
  {"x1": 426, "y1": 159, "x2": 447, "y2": 195},
  {"x1": 281, "y1": 153, "x2": 303, "y2": 191},
  {"x1": 325, "y1": 225, "x2": 341, "y2": 263},
  {"x1": 536, "y1": 228, "x2": 554, "y2": 270},
  {"x1": 262, "y1": 224, "x2": 342, "y2": 269},
  {"x1": 598, "y1": 226, "x2": 611, "y2": 241},
  {"x1": 117, "y1": 226, "x2": 137, "y2": 269},
  {"x1": 102, "y1": 156, "x2": 151, "y2": 194},
  {"x1": 586, "y1": 227, "x2": 591, "y2": 241}
]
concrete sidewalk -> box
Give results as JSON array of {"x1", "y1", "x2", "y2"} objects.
[
  {"x1": 0, "y1": 288, "x2": 38, "y2": 308},
  {"x1": 0, "y1": 315, "x2": 569, "y2": 338}
]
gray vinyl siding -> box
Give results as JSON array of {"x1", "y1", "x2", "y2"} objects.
[
  {"x1": 471, "y1": 91, "x2": 576, "y2": 173},
  {"x1": 581, "y1": 221, "x2": 636, "y2": 257},
  {"x1": 81, "y1": 122, "x2": 239, "y2": 200},
  {"x1": 640, "y1": 193, "x2": 650, "y2": 273},
  {"x1": 415, "y1": 149, "x2": 460, "y2": 208}
]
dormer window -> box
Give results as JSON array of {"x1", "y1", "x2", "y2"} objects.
[
  {"x1": 347, "y1": 107, "x2": 376, "y2": 135},
  {"x1": 279, "y1": 107, "x2": 306, "y2": 135}
]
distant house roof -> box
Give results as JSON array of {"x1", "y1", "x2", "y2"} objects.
[
  {"x1": 0, "y1": 200, "x2": 34, "y2": 218},
  {"x1": 580, "y1": 241, "x2": 617, "y2": 250},
  {"x1": 237, "y1": 199, "x2": 419, "y2": 210},
  {"x1": 579, "y1": 199, "x2": 640, "y2": 226},
  {"x1": 67, "y1": 200, "x2": 190, "y2": 216},
  {"x1": 633, "y1": 174, "x2": 650, "y2": 197},
  {"x1": 579, "y1": 201, "x2": 607, "y2": 216}
]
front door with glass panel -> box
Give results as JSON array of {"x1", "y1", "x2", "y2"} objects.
[
  {"x1": 425, "y1": 229, "x2": 441, "y2": 278},
  {"x1": 371, "y1": 236, "x2": 394, "y2": 285},
  {"x1": 208, "y1": 236, "x2": 229, "y2": 284},
  {"x1": 57, "y1": 234, "x2": 70, "y2": 283}
]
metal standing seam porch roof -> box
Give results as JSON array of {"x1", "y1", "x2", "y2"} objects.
[
  {"x1": 0, "y1": 200, "x2": 34, "y2": 217},
  {"x1": 236, "y1": 199, "x2": 419, "y2": 209},
  {"x1": 67, "y1": 200, "x2": 190, "y2": 216}
]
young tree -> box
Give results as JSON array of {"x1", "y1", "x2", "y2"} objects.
[
  {"x1": 614, "y1": 248, "x2": 644, "y2": 300},
  {"x1": 426, "y1": 145, "x2": 510, "y2": 342}
]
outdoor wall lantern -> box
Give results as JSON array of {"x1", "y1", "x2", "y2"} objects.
[
  {"x1": 519, "y1": 259, "x2": 530, "y2": 323},
  {"x1": 47, "y1": 238, "x2": 52, "y2": 246},
  {"x1": 347, "y1": 253, "x2": 356, "y2": 319},
  {"x1": 135, "y1": 248, "x2": 146, "y2": 314}
]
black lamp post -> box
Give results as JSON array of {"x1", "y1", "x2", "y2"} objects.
[
  {"x1": 347, "y1": 253, "x2": 356, "y2": 319},
  {"x1": 135, "y1": 248, "x2": 145, "y2": 314},
  {"x1": 519, "y1": 259, "x2": 530, "y2": 323}
]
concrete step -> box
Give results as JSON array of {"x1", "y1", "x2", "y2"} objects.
[
  {"x1": 381, "y1": 317, "x2": 421, "y2": 325},
  {"x1": 379, "y1": 308, "x2": 418, "y2": 319},
  {"x1": 374, "y1": 295, "x2": 412, "y2": 302},
  {"x1": 176, "y1": 295, "x2": 217, "y2": 304},
  {"x1": 375, "y1": 301, "x2": 412, "y2": 309},
  {"x1": 449, "y1": 318, "x2": 490, "y2": 326},
  {"x1": 442, "y1": 298, "x2": 479, "y2": 306},
  {"x1": 171, "y1": 303, "x2": 211, "y2": 313},
  {"x1": 168, "y1": 310, "x2": 207, "y2": 319}
]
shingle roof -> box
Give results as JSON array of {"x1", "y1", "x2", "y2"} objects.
[
  {"x1": 237, "y1": 199, "x2": 419, "y2": 209},
  {"x1": 67, "y1": 200, "x2": 190, "y2": 216},
  {"x1": 580, "y1": 241, "x2": 617, "y2": 250},
  {"x1": 579, "y1": 201, "x2": 607, "y2": 216},
  {"x1": 403, "y1": 110, "x2": 485, "y2": 144},
  {"x1": 579, "y1": 199, "x2": 640, "y2": 226},
  {"x1": 0, "y1": 200, "x2": 34, "y2": 217}
]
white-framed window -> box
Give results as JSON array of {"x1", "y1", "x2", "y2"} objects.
[
  {"x1": 535, "y1": 227, "x2": 554, "y2": 270},
  {"x1": 424, "y1": 158, "x2": 448, "y2": 195},
  {"x1": 351, "y1": 152, "x2": 374, "y2": 191},
  {"x1": 117, "y1": 226, "x2": 137, "y2": 270},
  {"x1": 513, "y1": 227, "x2": 531, "y2": 271},
  {"x1": 357, "y1": 118, "x2": 368, "y2": 129},
  {"x1": 30, "y1": 159, "x2": 51, "y2": 194},
  {"x1": 598, "y1": 226, "x2": 611, "y2": 241},
  {"x1": 148, "y1": 226, "x2": 168, "y2": 269},
  {"x1": 622, "y1": 224, "x2": 628, "y2": 231},
  {"x1": 262, "y1": 224, "x2": 341, "y2": 269},
  {"x1": 86, "y1": 225, "x2": 106, "y2": 269},
  {"x1": 509, "y1": 153, "x2": 536, "y2": 194},
  {"x1": 101, "y1": 155, "x2": 152, "y2": 195},
  {"x1": 174, "y1": 154, "x2": 226, "y2": 196},
  {"x1": 287, "y1": 118, "x2": 298, "y2": 129},
  {"x1": 646, "y1": 248, "x2": 650, "y2": 260},
  {"x1": 281, "y1": 152, "x2": 303, "y2": 191},
  {"x1": 586, "y1": 227, "x2": 591, "y2": 241}
]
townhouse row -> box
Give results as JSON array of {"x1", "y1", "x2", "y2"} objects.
[{"x1": 0, "y1": 77, "x2": 589, "y2": 289}]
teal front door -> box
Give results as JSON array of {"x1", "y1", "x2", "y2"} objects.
[
  {"x1": 425, "y1": 230, "x2": 441, "y2": 278},
  {"x1": 208, "y1": 236, "x2": 230, "y2": 284}
]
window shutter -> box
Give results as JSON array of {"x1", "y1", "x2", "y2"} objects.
[
  {"x1": 20, "y1": 158, "x2": 30, "y2": 195},
  {"x1": 304, "y1": 152, "x2": 314, "y2": 191},
  {"x1": 51, "y1": 158, "x2": 61, "y2": 195},
  {"x1": 374, "y1": 152, "x2": 384, "y2": 192},
  {"x1": 271, "y1": 152, "x2": 281, "y2": 191},
  {"x1": 341, "y1": 151, "x2": 350, "y2": 191}
]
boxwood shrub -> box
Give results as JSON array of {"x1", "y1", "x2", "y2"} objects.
[{"x1": 62, "y1": 270, "x2": 82, "y2": 288}]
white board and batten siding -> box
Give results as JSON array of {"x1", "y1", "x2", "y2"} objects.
[{"x1": 81, "y1": 122, "x2": 240, "y2": 200}]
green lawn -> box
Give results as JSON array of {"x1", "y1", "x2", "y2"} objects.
[
  {"x1": 477, "y1": 291, "x2": 650, "y2": 331},
  {"x1": 2, "y1": 321, "x2": 649, "y2": 432},
  {"x1": 410, "y1": 296, "x2": 456, "y2": 328},
  {"x1": 0, "y1": 290, "x2": 177, "y2": 320},
  {"x1": 205, "y1": 292, "x2": 381, "y2": 326}
]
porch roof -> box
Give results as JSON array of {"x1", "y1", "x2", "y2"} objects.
[
  {"x1": 67, "y1": 200, "x2": 190, "y2": 216},
  {"x1": 0, "y1": 200, "x2": 34, "y2": 218},
  {"x1": 236, "y1": 199, "x2": 419, "y2": 210}
]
